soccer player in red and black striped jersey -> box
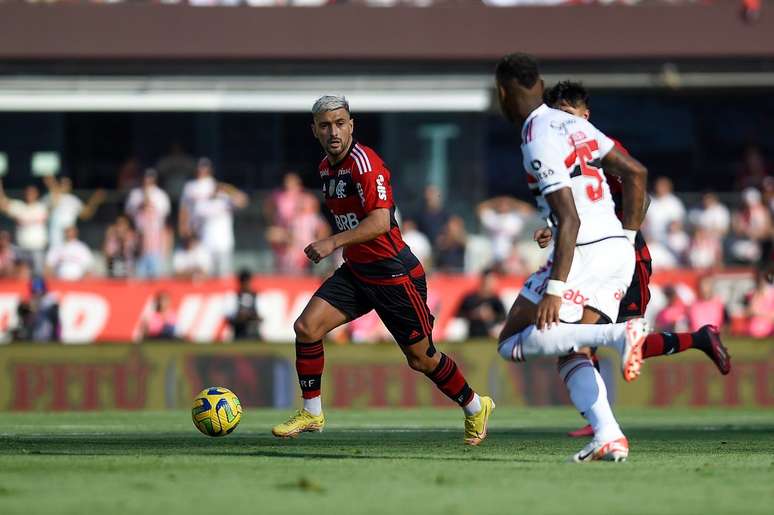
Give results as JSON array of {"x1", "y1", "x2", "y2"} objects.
[
  {"x1": 271, "y1": 95, "x2": 495, "y2": 444},
  {"x1": 543, "y1": 81, "x2": 731, "y2": 437}
]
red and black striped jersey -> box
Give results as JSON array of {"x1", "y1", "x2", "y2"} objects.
[{"x1": 319, "y1": 141, "x2": 421, "y2": 281}]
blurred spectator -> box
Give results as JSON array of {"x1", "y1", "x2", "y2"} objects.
[
  {"x1": 42, "y1": 175, "x2": 105, "y2": 249},
  {"x1": 729, "y1": 187, "x2": 772, "y2": 264},
  {"x1": 655, "y1": 286, "x2": 688, "y2": 332},
  {"x1": 228, "y1": 269, "x2": 262, "y2": 340},
  {"x1": 762, "y1": 176, "x2": 774, "y2": 214},
  {"x1": 734, "y1": 144, "x2": 771, "y2": 191},
  {"x1": 266, "y1": 177, "x2": 328, "y2": 274},
  {"x1": 741, "y1": 0, "x2": 762, "y2": 23},
  {"x1": 477, "y1": 196, "x2": 534, "y2": 265},
  {"x1": 417, "y1": 185, "x2": 450, "y2": 246},
  {"x1": 687, "y1": 277, "x2": 725, "y2": 331},
  {"x1": 664, "y1": 220, "x2": 690, "y2": 265},
  {"x1": 350, "y1": 310, "x2": 391, "y2": 344},
  {"x1": 179, "y1": 157, "x2": 216, "y2": 238},
  {"x1": 14, "y1": 276, "x2": 59, "y2": 342},
  {"x1": 745, "y1": 272, "x2": 774, "y2": 339},
  {"x1": 155, "y1": 142, "x2": 196, "y2": 200},
  {"x1": 45, "y1": 226, "x2": 94, "y2": 281},
  {"x1": 140, "y1": 291, "x2": 177, "y2": 340},
  {"x1": 14, "y1": 259, "x2": 32, "y2": 282},
  {"x1": 125, "y1": 168, "x2": 171, "y2": 222},
  {"x1": 116, "y1": 156, "x2": 141, "y2": 194},
  {"x1": 172, "y1": 236, "x2": 212, "y2": 279},
  {"x1": 456, "y1": 268, "x2": 506, "y2": 339},
  {"x1": 647, "y1": 242, "x2": 678, "y2": 270},
  {"x1": 500, "y1": 243, "x2": 529, "y2": 276},
  {"x1": 435, "y1": 215, "x2": 467, "y2": 272},
  {"x1": 689, "y1": 192, "x2": 730, "y2": 237},
  {"x1": 192, "y1": 183, "x2": 248, "y2": 277},
  {"x1": 401, "y1": 217, "x2": 432, "y2": 269},
  {"x1": 644, "y1": 177, "x2": 685, "y2": 244},
  {"x1": 133, "y1": 194, "x2": 172, "y2": 279},
  {"x1": 0, "y1": 230, "x2": 16, "y2": 277},
  {"x1": 103, "y1": 214, "x2": 138, "y2": 278},
  {"x1": 688, "y1": 227, "x2": 723, "y2": 270},
  {"x1": 265, "y1": 172, "x2": 310, "y2": 229},
  {"x1": 0, "y1": 182, "x2": 48, "y2": 274}
]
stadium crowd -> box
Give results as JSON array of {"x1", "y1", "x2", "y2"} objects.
[
  {"x1": 0, "y1": 142, "x2": 772, "y2": 341},
  {"x1": 1, "y1": 169, "x2": 771, "y2": 282}
]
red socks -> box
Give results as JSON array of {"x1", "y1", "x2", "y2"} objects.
[{"x1": 296, "y1": 339, "x2": 324, "y2": 399}]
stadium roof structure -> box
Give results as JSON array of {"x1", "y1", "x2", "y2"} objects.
[
  {"x1": 1, "y1": 71, "x2": 774, "y2": 112},
  {"x1": 0, "y1": 4, "x2": 773, "y2": 62}
]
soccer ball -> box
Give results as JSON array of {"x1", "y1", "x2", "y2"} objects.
[{"x1": 191, "y1": 387, "x2": 243, "y2": 437}]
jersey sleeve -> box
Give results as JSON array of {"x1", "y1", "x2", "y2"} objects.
[
  {"x1": 523, "y1": 138, "x2": 571, "y2": 197},
  {"x1": 587, "y1": 121, "x2": 615, "y2": 158},
  {"x1": 352, "y1": 162, "x2": 393, "y2": 213}
]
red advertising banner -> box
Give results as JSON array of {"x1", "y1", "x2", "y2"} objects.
[{"x1": 0, "y1": 269, "x2": 748, "y2": 343}]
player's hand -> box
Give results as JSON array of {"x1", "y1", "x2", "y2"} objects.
[
  {"x1": 533, "y1": 227, "x2": 553, "y2": 248},
  {"x1": 304, "y1": 238, "x2": 336, "y2": 264},
  {"x1": 535, "y1": 294, "x2": 562, "y2": 330}
]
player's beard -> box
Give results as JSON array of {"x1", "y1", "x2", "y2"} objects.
[{"x1": 327, "y1": 138, "x2": 349, "y2": 160}]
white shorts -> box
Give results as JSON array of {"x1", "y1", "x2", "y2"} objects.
[{"x1": 520, "y1": 236, "x2": 635, "y2": 323}]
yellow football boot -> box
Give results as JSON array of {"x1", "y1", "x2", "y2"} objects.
[
  {"x1": 271, "y1": 409, "x2": 325, "y2": 438},
  {"x1": 463, "y1": 396, "x2": 495, "y2": 446}
]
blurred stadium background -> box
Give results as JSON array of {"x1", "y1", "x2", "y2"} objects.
[{"x1": 0, "y1": 0, "x2": 772, "y2": 415}]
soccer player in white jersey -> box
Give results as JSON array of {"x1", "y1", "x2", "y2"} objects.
[{"x1": 494, "y1": 54, "x2": 651, "y2": 462}]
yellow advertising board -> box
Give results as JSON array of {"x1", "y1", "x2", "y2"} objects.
[{"x1": 0, "y1": 341, "x2": 771, "y2": 411}]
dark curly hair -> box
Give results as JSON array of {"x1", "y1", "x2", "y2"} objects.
[
  {"x1": 495, "y1": 53, "x2": 541, "y2": 89},
  {"x1": 544, "y1": 80, "x2": 590, "y2": 109}
]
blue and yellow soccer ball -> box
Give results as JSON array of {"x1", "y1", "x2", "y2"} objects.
[{"x1": 191, "y1": 387, "x2": 243, "y2": 437}]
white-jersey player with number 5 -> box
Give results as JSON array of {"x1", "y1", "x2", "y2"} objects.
[{"x1": 494, "y1": 54, "x2": 652, "y2": 462}]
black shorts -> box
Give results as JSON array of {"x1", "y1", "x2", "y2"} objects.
[
  {"x1": 616, "y1": 256, "x2": 652, "y2": 322},
  {"x1": 313, "y1": 264, "x2": 434, "y2": 346}
]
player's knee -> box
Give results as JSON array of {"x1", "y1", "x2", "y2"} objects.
[{"x1": 293, "y1": 317, "x2": 320, "y2": 342}]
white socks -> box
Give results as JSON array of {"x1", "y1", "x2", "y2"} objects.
[
  {"x1": 558, "y1": 355, "x2": 623, "y2": 442},
  {"x1": 463, "y1": 393, "x2": 482, "y2": 416},
  {"x1": 498, "y1": 322, "x2": 627, "y2": 362},
  {"x1": 303, "y1": 396, "x2": 322, "y2": 416}
]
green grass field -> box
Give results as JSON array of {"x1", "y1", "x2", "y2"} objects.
[{"x1": 1, "y1": 408, "x2": 773, "y2": 515}]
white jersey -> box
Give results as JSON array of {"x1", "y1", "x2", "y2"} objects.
[
  {"x1": 194, "y1": 193, "x2": 235, "y2": 252},
  {"x1": 521, "y1": 104, "x2": 623, "y2": 245},
  {"x1": 45, "y1": 239, "x2": 93, "y2": 280}
]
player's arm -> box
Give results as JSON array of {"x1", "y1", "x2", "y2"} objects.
[
  {"x1": 80, "y1": 189, "x2": 106, "y2": 220},
  {"x1": 537, "y1": 187, "x2": 580, "y2": 329},
  {"x1": 218, "y1": 183, "x2": 249, "y2": 209},
  {"x1": 305, "y1": 208, "x2": 389, "y2": 263},
  {"x1": 601, "y1": 147, "x2": 648, "y2": 233},
  {"x1": 526, "y1": 138, "x2": 578, "y2": 329},
  {"x1": 306, "y1": 162, "x2": 393, "y2": 263}
]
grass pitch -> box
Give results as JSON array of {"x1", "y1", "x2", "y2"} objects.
[{"x1": 1, "y1": 408, "x2": 773, "y2": 515}]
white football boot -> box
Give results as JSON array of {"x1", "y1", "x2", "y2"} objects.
[
  {"x1": 621, "y1": 318, "x2": 650, "y2": 382},
  {"x1": 571, "y1": 436, "x2": 629, "y2": 463}
]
